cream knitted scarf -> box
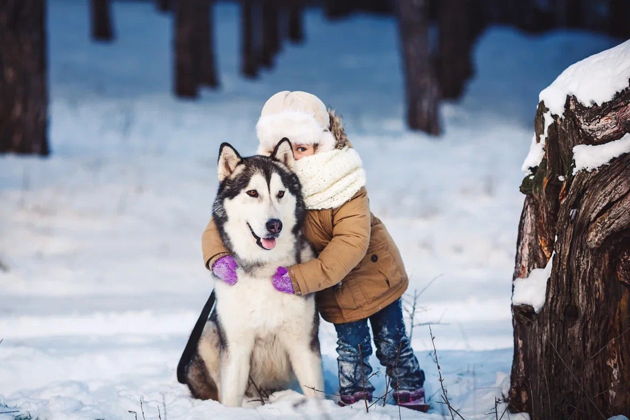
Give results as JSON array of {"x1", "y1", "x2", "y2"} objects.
[{"x1": 293, "y1": 147, "x2": 366, "y2": 210}]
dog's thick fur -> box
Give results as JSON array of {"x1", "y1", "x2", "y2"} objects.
[{"x1": 178, "y1": 140, "x2": 323, "y2": 407}]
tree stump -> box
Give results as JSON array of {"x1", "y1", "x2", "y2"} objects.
[
  {"x1": 509, "y1": 67, "x2": 630, "y2": 417},
  {"x1": 0, "y1": 0, "x2": 49, "y2": 155}
]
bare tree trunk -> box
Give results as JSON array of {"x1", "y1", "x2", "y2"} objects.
[
  {"x1": 288, "y1": 1, "x2": 304, "y2": 43},
  {"x1": 509, "y1": 85, "x2": 630, "y2": 418},
  {"x1": 174, "y1": 0, "x2": 219, "y2": 96},
  {"x1": 610, "y1": 0, "x2": 630, "y2": 38},
  {"x1": 156, "y1": 0, "x2": 172, "y2": 12},
  {"x1": 197, "y1": 0, "x2": 219, "y2": 87},
  {"x1": 90, "y1": 0, "x2": 114, "y2": 41},
  {"x1": 240, "y1": 0, "x2": 259, "y2": 78},
  {"x1": 0, "y1": 0, "x2": 48, "y2": 155},
  {"x1": 554, "y1": 0, "x2": 583, "y2": 27},
  {"x1": 437, "y1": 0, "x2": 474, "y2": 99},
  {"x1": 260, "y1": 0, "x2": 280, "y2": 68},
  {"x1": 324, "y1": 0, "x2": 353, "y2": 19},
  {"x1": 175, "y1": 0, "x2": 199, "y2": 97},
  {"x1": 396, "y1": 0, "x2": 440, "y2": 135}
]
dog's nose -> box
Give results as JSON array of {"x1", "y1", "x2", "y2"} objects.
[{"x1": 266, "y1": 219, "x2": 283, "y2": 235}]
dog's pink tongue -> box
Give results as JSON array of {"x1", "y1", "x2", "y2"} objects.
[{"x1": 261, "y1": 238, "x2": 277, "y2": 250}]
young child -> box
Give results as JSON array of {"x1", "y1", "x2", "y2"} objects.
[{"x1": 202, "y1": 91, "x2": 428, "y2": 411}]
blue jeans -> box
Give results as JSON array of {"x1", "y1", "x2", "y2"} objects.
[{"x1": 334, "y1": 299, "x2": 425, "y2": 395}]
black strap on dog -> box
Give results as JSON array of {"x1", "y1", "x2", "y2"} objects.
[{"x1": 176, "y1": 290, "x2": 216, "y2": 384}]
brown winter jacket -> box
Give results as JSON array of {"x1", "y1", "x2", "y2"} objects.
[{"x1": 201, "y1": 187, "x2": 409, "y2": 324}]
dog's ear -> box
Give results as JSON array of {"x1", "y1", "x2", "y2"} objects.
[
  {"x1": 217, "y1": 142, "x2": 242, "y2": 181},
  {"x1": 271, "y1": 138, "x2": 295, "y2": 169}
]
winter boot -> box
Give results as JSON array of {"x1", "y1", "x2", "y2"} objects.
[
  {"x1": 393, "y1": 388, "x2": 430, "y2": 412},
  {"x1": 338, "y1": 391, "x2": 373, "y2": 407}
]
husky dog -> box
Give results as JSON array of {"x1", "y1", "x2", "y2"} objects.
[{"x1": 177, "y1": 140, "x2": 323, "y2": 407}]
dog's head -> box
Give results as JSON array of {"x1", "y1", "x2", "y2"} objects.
[{"x1": 212, "y1": 139, "x2": 305, "y2": 266}]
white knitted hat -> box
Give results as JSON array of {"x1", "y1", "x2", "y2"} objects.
[{"x1": 256, "y1": 91, "x2": 337, "y2": 155}]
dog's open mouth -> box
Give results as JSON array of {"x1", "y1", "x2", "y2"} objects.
[{"x1": 247, "y1": 223, "x2": 277, "y2": 250}]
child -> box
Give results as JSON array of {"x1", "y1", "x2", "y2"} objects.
[{"x1": 202, "y1": 91, "x2": 428, "y2": 411}]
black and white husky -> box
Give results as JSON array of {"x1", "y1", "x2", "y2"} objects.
[{"x1": 177, "y1": 140, "x2": 323, "y2": 407}]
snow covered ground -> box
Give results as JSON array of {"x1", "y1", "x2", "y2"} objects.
[{"x1": 0, "y1": 1, "x2": 621, "y2": 418}]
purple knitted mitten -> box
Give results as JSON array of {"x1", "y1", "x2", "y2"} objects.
[
  {"x1": 272, "y1": 267, "x2": 295, "y2": 294},
  {"x1": 211, "y1": 255, "x2": 238, "y2": 285}
]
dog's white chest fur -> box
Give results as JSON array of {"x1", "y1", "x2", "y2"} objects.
[
  {"x1": 199, "y1": 256, "x2": 321, "y2": 407},
  {"x1": 215, "y1": 268, "x2": 314, "y2": 334}
]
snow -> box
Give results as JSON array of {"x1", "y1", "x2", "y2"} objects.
[
  {"x1": 0, "y1": 0, "x2": 621, "y2": 418},
  {"x1": 521, "y1": 135, "x2": 544, "y2": 173},
  {"x1": 572, "y1": 132, "x2": 630, "y2": 174},
  {"x1": 539, "y1": 39, "x2": 630, "y2": 117},
  {"x1": 512, "y1": 255, "x2": 553, "y2": 313},
  {"x1": 521, "y1": 111, "x2": 554, "y2": 172}
]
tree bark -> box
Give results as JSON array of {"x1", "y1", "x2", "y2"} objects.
[
  {"x1": 0, "y1": 0, "x2": 49, "y2": 155},
  {"x1": 396, "y1": 0, "x2": 441, "y2": 135},
  {"x1": 509, "y1": 85, "x2": 630, "y2": 418},
  {"x1": 90, "y1": 0, "x2": 114, "y2": 41},
  {"x1": 437, "y1": 0, "x2": 474, "y2": 100},
  {"x1": 240, "y1": 0, "x2": 259, "y2": 78}
]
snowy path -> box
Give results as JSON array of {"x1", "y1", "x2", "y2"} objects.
[{"x1": 0, "y1": 0, "x2": 619, "y2": 418}]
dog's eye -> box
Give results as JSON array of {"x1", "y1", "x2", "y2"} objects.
[
  {"x1": 246, "y1": 190, "x2": 259, "y2": 198},
  {"x1": 277, "y1": 191, "x2": 285, "y2": 199}
]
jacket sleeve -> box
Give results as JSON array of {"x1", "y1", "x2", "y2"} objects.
[
  {"x1": 201, "y1": 218, "x2": 231, "y2": 270},
  {"x1": 288, "y1": 189, "x2": 371, "y2": 295}
]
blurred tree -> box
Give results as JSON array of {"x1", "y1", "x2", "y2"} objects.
[
  {"x1": 0, "y1": 0, "x2": 49, "y2": 155},
  {"x1": 261, "y1": 0, "x2": 281, "y2": 68},
  {"x1": 438, "y1": 0, "x2": 474, "y2": 99},
  {"x1": 610, "y1": 0, "x2": 630, "y2": 38},
  {"x1": 198, "y1": 0, "x2": 220, "y2": 87},
  {"x1": 397, "y1": 0, "x2": 441, "y2": 135},
  {"x1": 90, "y1": 0, "x2": 114, "y2": 41},
  {"x1": 554, "y1": 0, "x2": 584, "y2": 28},
  {"x1": 287, "y1": 0, "x2": 304, "y2": 43},
  {"x1": 174, "y1": 0, "x2": 219, "y2": 98},
  {"x1": 324, "y1": 0, "x2": 353, "y2": 19},
  {"x1": 156, "y1": 0, "x2": 173, "y2": 12},
  {"x1": 241, "y1": 0, "x2": 259, "y2": 78}
]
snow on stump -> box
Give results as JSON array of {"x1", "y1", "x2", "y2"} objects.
[{"x1": 509, "y1": 40, "x2": 630, "y2": 419}]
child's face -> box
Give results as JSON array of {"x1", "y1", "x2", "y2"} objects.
[{"x1": 291, "y1": 143, "x2": 317, "y2": 160}]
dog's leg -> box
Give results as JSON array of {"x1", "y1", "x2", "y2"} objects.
[
  {"x1": 281, "y1": 336, "x2": 324, "y2": 398},
  {"x1": 220, "y1": 335, "x2": 255, "y2": 407}
]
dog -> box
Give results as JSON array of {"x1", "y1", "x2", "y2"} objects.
[{"x1": 177, "y1": 139, "x2": 323, "y2": 407}]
